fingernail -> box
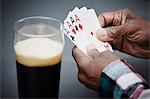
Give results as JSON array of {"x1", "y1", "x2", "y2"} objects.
[{"x1": 97, "y1": 28, "x2": 108, "y2": 38}]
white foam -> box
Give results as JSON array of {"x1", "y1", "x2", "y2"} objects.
[{"x1": 15, "y1": 38, "x2": 63, "y2": 67}]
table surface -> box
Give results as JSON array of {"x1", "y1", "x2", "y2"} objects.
[{"x1": 1, "y1": 0, "x2": 149, "y2": 98}]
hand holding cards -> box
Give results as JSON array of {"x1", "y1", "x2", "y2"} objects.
[{"x1": 64, "y1": 7, "x2": 113, "y2": 54}]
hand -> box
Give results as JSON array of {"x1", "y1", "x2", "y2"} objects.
[
  {"x1": 97, "y1": 8, "x2": 150, "y2": 58},
  {"x1": 72, "y1": 45, "x2": 121, "y2": 91}
]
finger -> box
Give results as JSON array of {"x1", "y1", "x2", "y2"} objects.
[
  {"x1": 77, "y1": 73, "x2": 87, "y2": 84},
  {"x1": 77, "y1": 73, "x2": 92, "y2": 89},
  {"x1": 72, "y1": 47, "x2": 91, "y2": 69},
  {"x1": 98, "y1": 10, "x2": 123, "y2": 27},
  {"x1": 97, "y1": 21, "x2": 138, "y2": 42},
  {"x1": 96, "y1": 25, "x2": 127, "y2": 50},
  {"x1": 98, "y1": 8, "x2": 131, "y2": 27},
  {"x1": 97, "y1": 25, "x2": 124, "y2": 41},
  {"x1": 96, "y1": 28, "x2": 113, "y2": 41},
  {"x1": 104, "y1": 25, "x2": 125, "y2": 39},
  {"x1": 78, "y1": 72, "x2": 99, "y2": 91},
  {"x1": 98, "y1": 12, "x2": 115, "y2": 27},
  {"x1": 107, "y1": 20, "x2": 140, "y2": 39},
  {"x1": 98, "y1": 14, "x2": 106, "y2": 27},
  {"x1": 122, "y1": 8, "x2": 143, "y2": 19},
  {"x1": 86, "y1": 44, "x2": 99, "y2": 59}
]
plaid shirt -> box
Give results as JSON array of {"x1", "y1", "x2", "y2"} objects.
[{"x1": 99, "y1": 59, "x2": 148, "y2": 99}]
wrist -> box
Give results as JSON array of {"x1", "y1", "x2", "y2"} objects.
[
  {"x1": 98, "y1": 59, "x2": 148, "y2": 98},
  {"x1": 99, "y1": 59, "x2": 131, "y2": 98},
  {"x1": 102, "y1": 59, "x2": 132, "y2": 81}
]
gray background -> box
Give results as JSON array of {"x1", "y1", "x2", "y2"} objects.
[{"x1": 1, "y1": 0, "x2": 149, "y2": 98}]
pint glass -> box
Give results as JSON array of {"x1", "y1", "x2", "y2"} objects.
[{"x1": 13, "y1": 16, "x2": 64, "y2": 98}]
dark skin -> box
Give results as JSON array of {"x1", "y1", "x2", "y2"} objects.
[
  {"x1": 72, "y1": 8, "x2": 150, "y2": 91},
  {"x1": 73, "y1": 47, "x2": 120, "y2": 91},
  {"x1": 97, "y1": 8, "x2": 150, "y2": 58}
]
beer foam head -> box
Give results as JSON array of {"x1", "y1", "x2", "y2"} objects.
[{"x1": 15, "y1": 38, "x2": 63, "y2": 67}]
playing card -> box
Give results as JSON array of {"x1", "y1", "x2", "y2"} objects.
[
  {"x1": 64, "y1": 7, "x2": 113, "y2": 55},
  {"x1": 80, "y1": 7, "x2": 113, "y2": 52},
  {"x1": 83, "y1": 8, "x2": 113, "y2": 52},
  {"x1": 64, "y1": 12, "x2": 76, "y2": 42},
  {"x1": 64, "y1": 8, "x2": 89, "y2": 54},
  {"x1": 87, "y1": 8, "x2": 101, "y2": 38}
]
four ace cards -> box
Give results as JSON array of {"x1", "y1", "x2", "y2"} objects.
[{"x1": 64, "y1": 7, "x2": 113, "y2": 55}]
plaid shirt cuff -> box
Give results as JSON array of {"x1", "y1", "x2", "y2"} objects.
[{"x1": 99, "y1": 59, "x2": 148, "y2": 99}]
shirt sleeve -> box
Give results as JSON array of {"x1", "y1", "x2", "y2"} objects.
[{"x1": 98, "y1": 59, "x2": 149, "y2": 99}]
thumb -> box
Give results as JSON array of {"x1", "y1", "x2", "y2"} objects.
[
  {"x1": 86, "y1": 44, "x2": 99, "y2": 59},
  {"x1": 97, "y1": 23, "x2": 130, "y2": 42},
  {"x1": 97, "y1": 20, "x2": 138, "y2": 42}
]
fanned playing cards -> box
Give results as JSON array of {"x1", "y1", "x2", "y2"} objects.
[{"x1": 64, "y1": 7, "x2": 113, "y2": 54}]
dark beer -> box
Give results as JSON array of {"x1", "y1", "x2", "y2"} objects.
[
  {"x1": 15, "y1": 38, "x2": 63, "y2": 98},
  {"x1": 16, "y1": 62, "x2": 61, "y2": 98}
]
